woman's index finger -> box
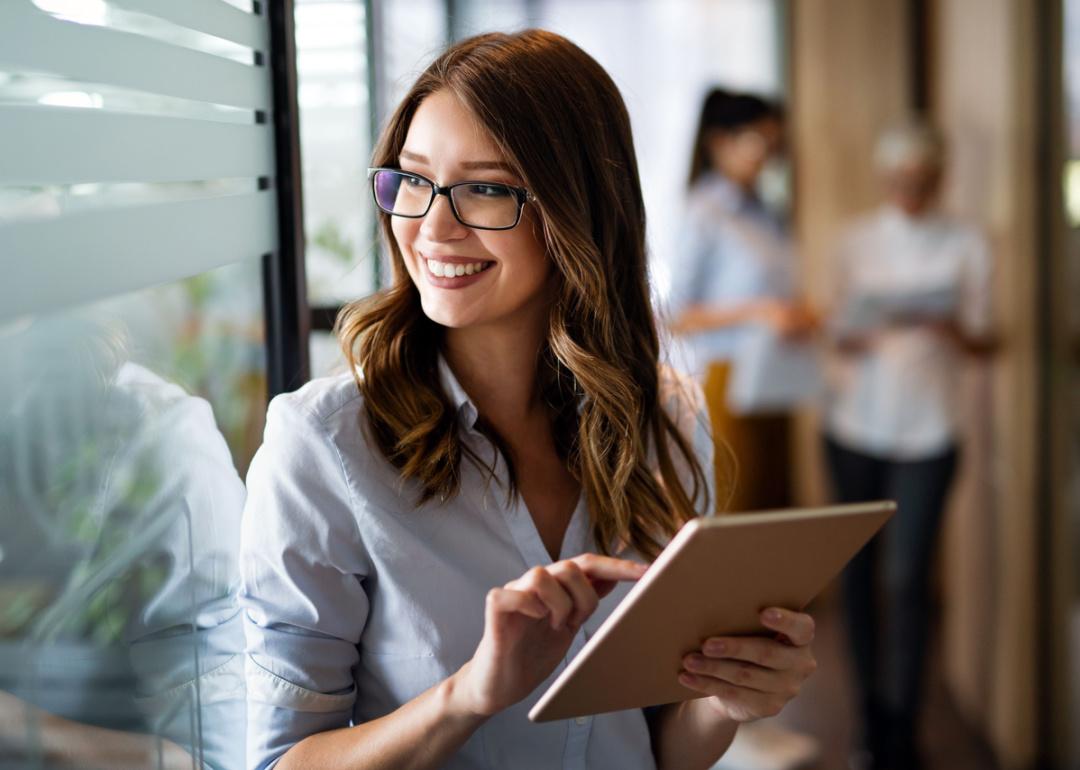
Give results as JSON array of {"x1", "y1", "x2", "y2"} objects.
[{"x1": 568, "y1": 554, "x2": 648, "y2": 582}]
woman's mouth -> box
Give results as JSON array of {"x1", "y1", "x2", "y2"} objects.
[{"x1": 425, "y1": 258, "x2": 494, "y2": 278}]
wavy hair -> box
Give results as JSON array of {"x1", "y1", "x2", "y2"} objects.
[{"x1": 336, "y1": 29, "x2": 710, "y2": 560}]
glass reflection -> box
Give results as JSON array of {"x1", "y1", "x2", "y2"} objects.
[{"x1": 0, "y1": 261, "x2": 263, "y2": 769}]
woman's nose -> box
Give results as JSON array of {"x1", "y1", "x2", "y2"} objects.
[{"x1": 419, "y1": 193, "x2": 468, "y2": 241}]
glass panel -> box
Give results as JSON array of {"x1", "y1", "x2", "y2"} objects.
[
  {"x1": 448, "y1": 0, "x2": 531, "y2": 42},
  {"x1": 310, "y1": 329, "x2": 347, "y2": 379},
  {"x1": 0, "y1": 260, "x2": 262, "y2": 769},
  {"x1": 295, "y1": 0, "x2": 378, "y2": 307},
  {"x1": 381, "y1": 0, "x2": 446, "y2": 110},
  {"x1": 31, "y1": 0, "x2": 258, "y2": 64}
]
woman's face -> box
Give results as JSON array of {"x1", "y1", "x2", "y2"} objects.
[
  {"x1": 883, "y1": 161, "x2": 942, "y2": 217},
  {"x1": 706, "y1": 117, "x2": 782, "y2": 190},
  {"x1": 391, "y1": 89, "x2": 551, "y2": 333}
]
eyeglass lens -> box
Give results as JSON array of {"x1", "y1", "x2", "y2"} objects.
[{"x1": 372, "y1": 170, "x2": 521, "y2": 229}]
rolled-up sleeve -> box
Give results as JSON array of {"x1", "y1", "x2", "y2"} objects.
[{"x1": 239, "y1": 395, "x2": 371, "y2": 770}]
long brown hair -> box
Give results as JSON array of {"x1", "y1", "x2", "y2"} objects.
[{"x1": 336, "y1": 29, "x2": 710, "y2": 560}]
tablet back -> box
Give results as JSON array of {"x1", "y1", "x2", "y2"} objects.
[{"x1": 528, "y1": 501, "x2": 895, "y2": 722}]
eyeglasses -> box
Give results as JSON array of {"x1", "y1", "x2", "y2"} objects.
[{"x1": 368, "y1": 167, "x2": 534, "y2": 231}]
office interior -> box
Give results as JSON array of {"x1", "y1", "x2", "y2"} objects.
[{"x1": 0, "y1": 1, "x2": 1077, "y2": 769}]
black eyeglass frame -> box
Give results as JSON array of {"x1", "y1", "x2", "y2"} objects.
[{"x1": 367, "y1": 167, "x2": 535, "y2": 231}]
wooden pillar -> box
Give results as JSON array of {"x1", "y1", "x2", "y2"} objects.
[
  {"x1": 789, "y1": 0, "x2": 910, "y2": 505},
  {"x1": 933, "y1": 1, "x2": 1040, "y2": 766}
]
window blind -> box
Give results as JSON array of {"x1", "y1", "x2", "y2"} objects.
[{"x1": 0, "y1": 0, "x2": 278, "y2": 322}]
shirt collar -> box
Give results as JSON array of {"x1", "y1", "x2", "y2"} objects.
[
  {"x1": 881, "y1": 202, "x2": 943, "y2": 230},
  {"x1": 437, "y1": 355, "x2": 479, "y2": 430}
]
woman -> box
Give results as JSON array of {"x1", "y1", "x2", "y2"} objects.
[
  {"x1": 240, "y1": 31, "x2": 817, "y2": 770},
  {"x1": 824, "y1": 119, "x2": 995, "y2": 770},
  {"x1": 669, "y1": 89, "x2": 818, "y2": 514}
]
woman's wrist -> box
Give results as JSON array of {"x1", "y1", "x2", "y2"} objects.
[
  {"x1": 441, "y1": 662, "x2": 495, "y2": 727},
  {"x1": 685, "y1": 696, "x2": 737, "y2": 733}
]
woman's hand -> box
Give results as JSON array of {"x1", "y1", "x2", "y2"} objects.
[
  {"x1": 670, "y1": 305, "x2": 721, "y2": 335},
  {"x1": 678, "y1": 607, "x2": 817, "y2": 723},
  {"x1": 451, "y1": 554, "x2": 647, "y2": 718},
  {"x1": 755, "y1": 300, "x2": 820, "y2": 339}
]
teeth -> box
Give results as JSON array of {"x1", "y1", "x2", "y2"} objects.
[{"x1": 426, "y1": 259, "x2": 487, "y2": 278}]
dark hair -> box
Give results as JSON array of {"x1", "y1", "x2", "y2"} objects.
[
  {"x1": 336, "y1": 30, "x2": 710, "y2": 559},
  {"x1": 687, "y1": 88, "x2": 783, "y2": 187}
]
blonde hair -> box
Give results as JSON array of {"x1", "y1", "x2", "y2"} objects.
[{"x1": 874, "y1": 117, "x2": 946, "y2": 173}]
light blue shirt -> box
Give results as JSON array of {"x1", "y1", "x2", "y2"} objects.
[
  {"x1": 667, "y1": 173, "x2": 796, "y2": 374},
  {"x1": 239, "y1": 360, "x2": 713, "y2": 770}
]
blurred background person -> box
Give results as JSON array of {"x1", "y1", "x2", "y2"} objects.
[
  {"x1": 823, "y1": 118, "x2": 996, "y2": 770},
  {"x1": 668, "y1": 88, "x2": 820, "y2": 517}
]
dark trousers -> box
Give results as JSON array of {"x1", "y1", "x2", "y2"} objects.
[{"x1": 824, "y1": 436, "x2": 958, "y2": 760}]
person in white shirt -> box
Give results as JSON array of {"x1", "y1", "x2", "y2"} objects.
[
  {"x1": 824, "y1": 119, "x2": 996, "y2": 770},
  {"x1": 239, "y1": 30, "x2": 819, "y2": 770}
]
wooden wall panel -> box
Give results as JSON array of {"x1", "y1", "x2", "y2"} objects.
[
  {"x1": 933, "y1": 1, "x2": 1039, "y2": 766},
  {"x1": 790, "y1": 0, "x2": 910, "y2": 507},
  {"x1": 792, "y1": 1, "x2": 1041, "y2": 766}
]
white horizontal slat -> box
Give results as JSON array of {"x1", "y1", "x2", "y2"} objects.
[
  {"x1": 0, "y1": 191, "x2": 278, "y2": 322},
  {"x1": 0, "y1": 1, "x2": 271, "y2": 111},
  {"x1": 108, "y1": 0, "x2": 269, "y2": 51},
  {"x1": 0, "y1": 106, "x2": 275, "y2": 184}
]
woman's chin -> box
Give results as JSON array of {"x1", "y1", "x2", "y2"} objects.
[{"x1": 419, "y1": 300, "x2": 482, "y2": 330}]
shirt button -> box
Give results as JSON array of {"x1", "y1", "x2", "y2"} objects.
[{"x1": 575, "y1": 716, "x2": 588, "y2": 726}]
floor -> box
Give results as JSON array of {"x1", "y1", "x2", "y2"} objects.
[{"x1": 719, "y1": 598, "x2": 1000, "y2": 770}]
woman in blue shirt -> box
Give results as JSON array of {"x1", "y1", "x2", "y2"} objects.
[
  {"x1": 240, "y1": 31, "x2": 817, "y2": 770},
  {"x1": 669, "y1": 90, "x2": 818, "y2": 514}
]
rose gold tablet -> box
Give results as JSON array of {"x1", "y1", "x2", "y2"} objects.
[{"x1": 528, "y1": 500, "x2": 895, "y2": 722}]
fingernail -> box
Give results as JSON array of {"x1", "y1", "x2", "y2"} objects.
[
  {"x1": 764, "y1": 609, "x2": 782, "y2": 622},
  {"x1": 678, "y1": 672, "x2": 694, "y2": 686},
  {"x1": 684, "y1": 654, "x2": 704, "y2": 670},
  {"x1": 705, "y1": 640, "x2": 727, "y2": 656}
]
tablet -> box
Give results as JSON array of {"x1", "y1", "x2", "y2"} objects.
[{"x1": 528, "y1": 500, "x2": 895, "y2": 722}]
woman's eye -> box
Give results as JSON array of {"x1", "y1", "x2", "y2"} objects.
[
  {"x1": 402, "y1": 175, "x2": 427, "y2": 189},
  {"x1": 465, "y1": 183, "x2": 512, "y2": 198}
]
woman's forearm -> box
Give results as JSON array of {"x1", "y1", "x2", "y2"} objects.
[
  {"x1": 275, "y1": 670, "x2": 486, "y2": 770},
  {"x1": 650, "y1": 699, "x2": 738, "y2": 770},
  {"x1": 671, "y1": 302, "x2": 762, "y2": 334}
]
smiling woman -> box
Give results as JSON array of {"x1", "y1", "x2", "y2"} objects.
[
  {"x1": 384, "y1": 90, "x2": 550, "y2": 333},
  {"x1": 239, "y1": 28, "x2": 818, "y2": 770}
]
